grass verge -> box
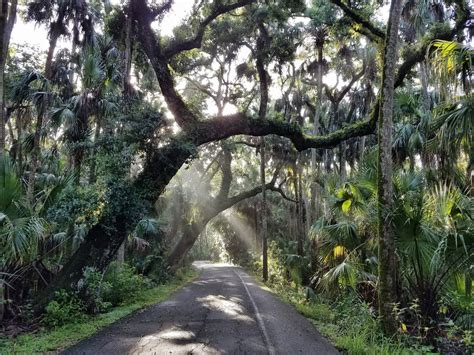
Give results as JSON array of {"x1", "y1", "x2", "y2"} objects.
[
  {"x1": 247, "y1": 270, "x2": 417, "y2": 354},
  {"x1": 0, "y1": 267, "x2": 198, "y2": 353}
]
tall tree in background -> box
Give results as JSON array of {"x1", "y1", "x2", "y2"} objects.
[
  {"x1": 377, "y1": 0, "x2": 403, "y2": 334},
  {"x1": 0, "y1": 0, "x2": 17, "y2": 158},
  {"x1": 257, "y1": 21, "x2": 270, "y2": 281},
  {"x1": 307, "y1": 0, "x2": 333, "y2": 222},
  {"x1": 0, "y1": 0, "x2": 16, "y2": 317},
  {"x1": 25, "y1": 0, "x2": 93, "y2": 199}
]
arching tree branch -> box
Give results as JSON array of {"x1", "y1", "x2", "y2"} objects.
[
  {"x1": 329, "y1": 0, "x2": 385, "y2": 42},
  {"x1": 163, "y1": 0, "x2": 255, "y2": 58}
]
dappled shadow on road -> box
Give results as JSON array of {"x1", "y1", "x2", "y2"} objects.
[
  {"x1": 64, "y1": 262, "x2": 337, "y2": 354},
  {"x1": 126, "y1": 263, "x2": 267, "y2": 354}
]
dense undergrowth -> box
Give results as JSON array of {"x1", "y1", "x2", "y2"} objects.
[
  {"x1": 0, "y1": 266, "x2": 197, "y2": 353},
  {"x1": 248, "y1": 238, "x2": 473, "y2": 355},
  {"x1": 265, "y1": 280, "x2": 472, "y2": 354}
]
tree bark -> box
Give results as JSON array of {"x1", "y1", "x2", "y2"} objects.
[
  {"x1": 35, "y1": 139, "x2": 193, "y2": 311},
  {"x1": 310, "y1": 43, "x2": 323, "y2": 222},
  {"x1": 123, "y1": 0, "x2": 133, "y2": 100},
  {"x1": 27, "y1": 29, "x2": 57, "y2": 201},
  {"x1": 260, "y1": 137, "x2": 268, "y2": 281},
  {"x1": 419, "y1": 61, "x2": 433, "y2": 169},
  {"x1": 419, "y1": 61, "x2": 430, "y2": 113},
  {"x1": 255, "y1": 21, "x2": 269, "y2": 282},
  {"x1": 116, "y1": 241, "x2": 125, "y2": 265},
  {"x1": 295, "y1": 160, "x2": 304, "y2": 256},
  {"x1": 0, "y1": 0, "x2": 17, "y2": 159},
  {"x1": 377, "y1": 0, "x2": 403, "y2": 335},
  {"x1": 45, "y1": 31, "x2": 59, "y2": 81},
  {"x1": 26, "y1": 105, "x2": 45, "y2": 202},
  {"x1": 0, "y1": 54, "x2": 5, "y2": 157},
  {"x1": 88, "y1": 121, "x2": 101, "y2": 184}
]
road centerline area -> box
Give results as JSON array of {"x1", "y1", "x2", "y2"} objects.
[
  {"x1": 63, "y1": 262, "x2": 337, "y2": 354},
  {"x1": 233, "y1": 269, "x2": 275, "y2": 355}
]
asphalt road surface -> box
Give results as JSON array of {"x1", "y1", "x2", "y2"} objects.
[{"x1": 63, "y1": 261, "x2": 338, "y2": 354}]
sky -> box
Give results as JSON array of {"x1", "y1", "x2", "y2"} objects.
[
  {"x1": 11, "y1": 1, "x2": 389, "y2": 50},
  {"x1": 10, "y1": 0, "x2": 390, "y2": 117},
  {"x1": 11, "y1": 0, "x2": 191, "y2": 50}
]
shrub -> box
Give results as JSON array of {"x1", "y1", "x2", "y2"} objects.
[
  {"x1": 141, "y1": 255, "x2": 171, "y2": 283},
  {"x1": 43, "y1": 290, "x2": 86, "y2": 327},
  {"x1": 103, "y1": 262, "x2": 151, "y2": 306},
  {"x1": 77, "y1": 267, "x2": 112, "y2": 314}
]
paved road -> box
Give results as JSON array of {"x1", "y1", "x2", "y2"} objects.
[{"x1": 64, "y1": 262, "x2": 338, "y2": 354}]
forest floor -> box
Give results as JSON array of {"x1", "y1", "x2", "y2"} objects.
[{"x1": 63, "y1": 261, "x2": 337, "y2": 354}]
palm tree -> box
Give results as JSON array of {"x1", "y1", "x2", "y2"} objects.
[
  {"x1": 23, "y1": 0, "x2": 95, "y2": 195},
  {"x1": 9, "y1": 70, "x2": 51, "y2": 202},
  {"x1": 430, "y1": 40, "x2": 473, "y2": 99},
  {"x1": 429, "y1": 41, "x2": 473, "y2": 185},
  {"x1": 0, "y1": 157, "x2": 48, "y2": 266},
  {"x1": 26, "y1": 0, "x2": 92, "y2": 80},
  {"x1": 51, "y1": 37, "x2": 122, "y2": 183},
  {"x1": 0, "y1": 155, "x2": 46, "y2": 319},
  {"x1": 311, "y1": 144, "x2": 473, "y2": 329}
]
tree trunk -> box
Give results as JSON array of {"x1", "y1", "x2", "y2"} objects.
[
  {"x1": 27, "y1": 28, "x2": 56, "y2": 201},
  {"x1": 34, "y1": 212, "x2": 129, "y2": 312},
  {"x1": 0, "y1": 278, "x2": 4, "y2": 321},
  {"x1": 377, "y1": 0, "x2": 403, "y2": 335},
  {"x1": 419, "y1": 61, "x2": 433, "y2": 169},
  {"x1": 297, "y1": 162, "x2": 304, "y2": 256},
  {"x1": 359, "y1": 136, "x2": 366, "y2": 160},
  {"x1": 123, "y1": 0, "x2": 133, "y2": 100},
  {"x1": 256, "y1": 22, "x2": 269, "y2": 282},
  {"x1": 27, "y1": 106, "x2": 45, "y2": 202},
  {"x1": 339, "y1": 141, "x2": 346, "y2": 180},
  {"x1": 165, "y1": 176, "x2": 282, "y2": 269},
  {"x1": 88, "y1": 121, "x2": 101, "y2": 184},
  {"x1": 36, "y1": 139, "x2": 194, "y2": 311},
  {"x1": 466, "y1": 173, "x2": 473, "y2": 299},
  {"x1": 166, "y1": 219, "x2": 208, "y2": 269},
  {"x1": 310, "y1": 44, "x2": 323, "y2": 222},
  {"x1": 116, "y1": 241, "x2": 125, "y2": 265},
  {"x1": 0, "y1": 0, "x2": 17, "y2": 159},
  {"x1": 0, "y1": 55, "x2": 5, "y2": 157},
  {"x1": 260, "y1": 137, "x2": 268, "y2": 281},
  {"x1": 45, "y1": 32, "x2": 59, "y2": 81},
  {"x1": 72, "y1": 101, "x2": 89, "y2": 185},
  {"x1": 419, "y1": 61, "x2": 430, "y2": 113}
]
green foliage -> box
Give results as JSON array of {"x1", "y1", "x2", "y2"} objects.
[
  {"x1": 263, "y1": 278, "x2": 411, "y2": 354},
  {"x1": 430, "y1": 40, "x2": 473, "y2": 96},
  {"x1": 2, "y1": 0, "x2": 473, "y2": 352},
  {"x1": 433, "y1": 94, "x2": 473, "y2": 149},
  {"x1": 0, "y1": 156, "x2": 62, "y2": 267},
  {"x1": 1, "y1": 268, "x2": 198, "y2": 353},
  {"x1": 307, "y1": 0, "x2": 337, "y2": 28},
  {"x1": 43, "y1": 290, "x2": 86, "y2": 328},
  {"x1": 77, "y1": 267, "x2": 112, "y2": 314},
  {"x1": 74, "y1": 262, "x2": 153, "y2": 314},
  {"x1": 47, "y1": 185, "x2": 102, "y2": 230},
  {"x1": 285, "y1": 254, "x2": 308, "y2": 286},
  {"x1": 102, "y1": 262, "x2": 151, "y2": 306}
]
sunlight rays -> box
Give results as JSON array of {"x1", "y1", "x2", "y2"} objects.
[{"x1": 221, "y1": 210, "x2": 257, "y2": 252}]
